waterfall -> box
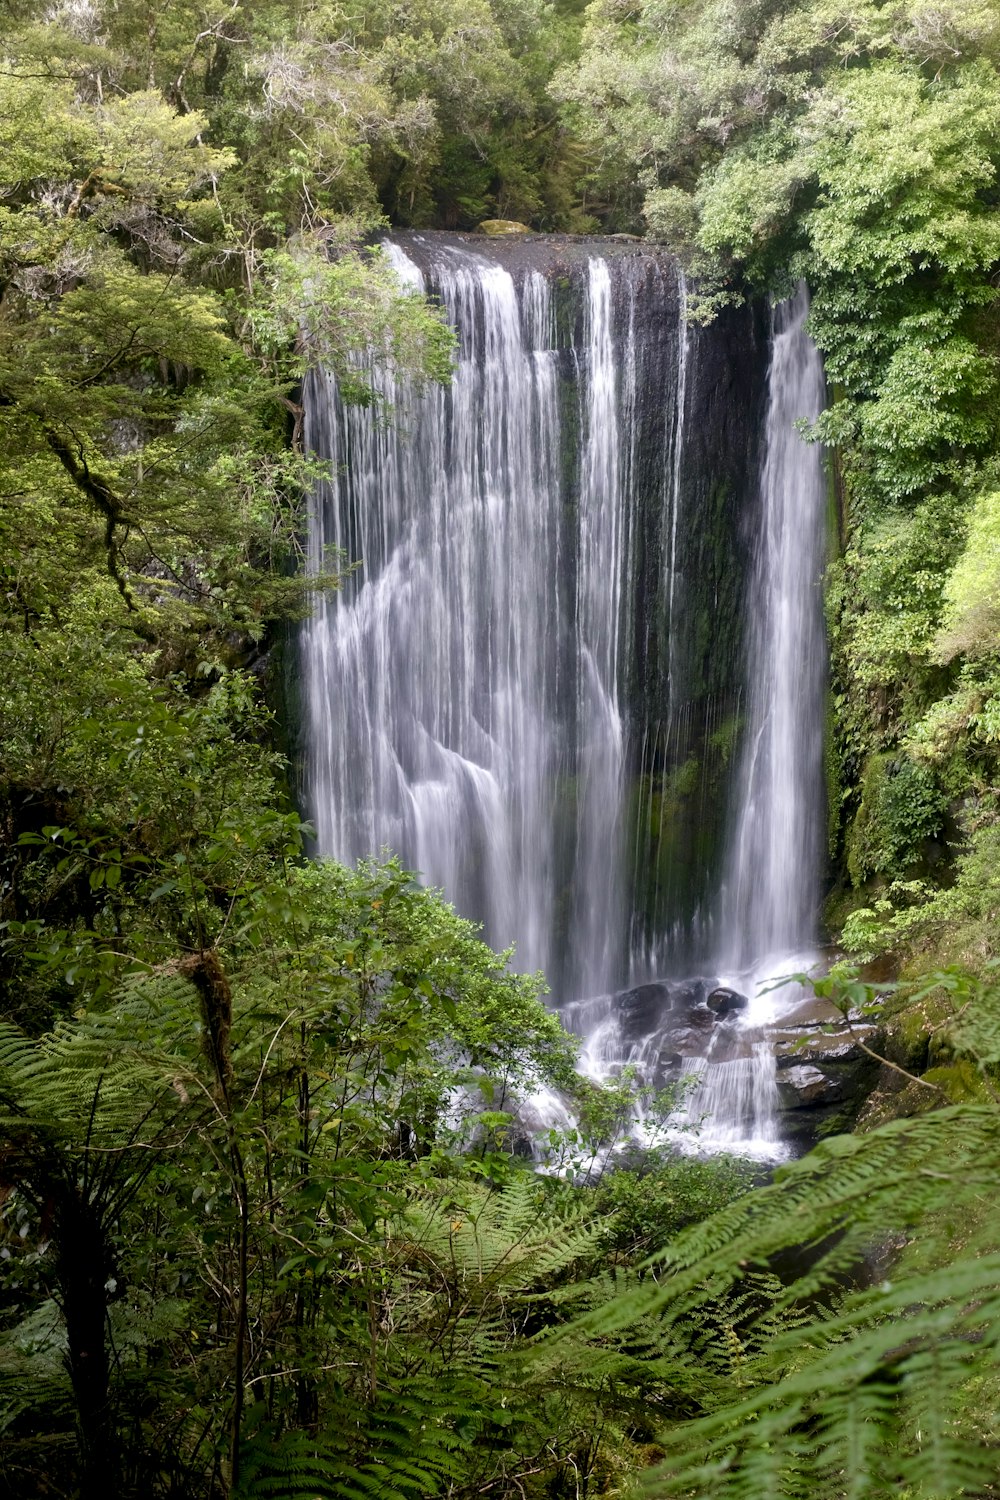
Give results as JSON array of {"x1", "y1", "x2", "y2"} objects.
[
  {"x1": 678, "y1": 287, "x2": 827, "y2": 1153},
  {"x1": 301, "y1": 234, "x2": 826, "y2": 1158},
  {"x1": 303, "y1": 236, "x2": 730, "y2": 999},
  {"x1": 571, "y1": 259, "x2": 628, "y2": 994},
  {"x1": 665, "y1": 269, "x2": 690, "y2": 701},
  {"x1": 304, "y1": 242, "x2": 563, "y2": 978},
  {"x1": 557, "y1": 288, "x2": 826, "y2": 1160},
  {"x1": 722, "y1": 286, "x2": 827, "y2": 980}
]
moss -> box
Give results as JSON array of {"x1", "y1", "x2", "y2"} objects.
[
  {"x1": 669, "y1": 755, "x2": 701, "y2": 800},
  {"x1": 846, "y1": 751, "x2": 946, "y2": 887},
  {"x1": 856, "y1": 1080, "x2": 938, "y2": 1130},
  {"x1": 708, "y1": 712, "x2": 741, "y2": 766},
  {"x1": 824, "y1": 880, "x2": 881, "y2": 939},
  {"x1": 846, "y1": 752, "x2": 884, "y2": 886},
  {"x1": 476, "y1": 219, "x2": 533, "y2": 235},
  {"x1": 824, "y1": 685, "x2": 845, "y2": 865},
  {"x1": 854, "y1": 1000, "x2": 989, "y2": 1130},
  {"x1": 922, "y1": 1058, "x2": 988, "y2": 1102},
  {"x1": 866, "y1": 987, "x2": 953, "y2": 1076}
]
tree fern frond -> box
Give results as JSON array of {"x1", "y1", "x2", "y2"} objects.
[
  {"x1": 0, "y1": 1302, "x2": 72, "y2": 1434},
  {"x1": 563, "y1": 1106, "x2": 1000, "y2": 1346},
  {"x1": 394, "y1": 1176, "x2": 604, "y2": 1299}
]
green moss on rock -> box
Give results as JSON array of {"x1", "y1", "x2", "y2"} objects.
[
  {"x1": 477, "y1": 219, "x2": 533, "y2": 235},
  {"x1": 922, "y1": 1058, "x2": 988, "y2": 1102}
]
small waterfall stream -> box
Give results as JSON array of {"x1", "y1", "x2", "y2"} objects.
[
  {"x1": 572, "y1": 258, "x2": 628, "y2": 994},
  {"x1": 722, "y1": 287, "x2": 827, "y2": 976},
  {"x1": 578, "y1": 288, "x2": 827, "y2": 1158},
  {"x1": 680, "y1": 288, "x2": 827, "y2": 1151},
  {"x1": 302, "y1": 235, "x2": 826, "y2": 1160}
]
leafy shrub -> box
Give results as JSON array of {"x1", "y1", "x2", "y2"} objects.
[
  {"x1": 596, "y1": 1154, "x2": 757, "y2": 1258},
  {"x1": 935, "y1": 487, "x2": 1000, "y2": 661},
  {"x1": 847, "y1": 753, "x2": 946, "y2": 886}
]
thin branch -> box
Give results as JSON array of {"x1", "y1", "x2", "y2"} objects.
[
  {"x1": 842, "y1": 1013, "x2": 946, "y2": 1095},
  {"x1": 246, "y1": 1011, "x2": 300, "y2": 1108}
]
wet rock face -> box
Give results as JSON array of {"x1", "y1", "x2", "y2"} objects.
[
  {"x1": 707, "y1": 986, "x2": 748, "y2": 1015},
  {"x1": 766, "y1": 1013, "x2": 881, "y2": 1149},
  {"x1": 774, "y1": 1034, "x2": 861, "y2": 1067},
  {"x1": 777, "y1": 1064, "x2": 844, "y2": 1109},
  {"x1": 608, "y1": 978, "x2": 716, "y2": 1048},
  {"x1": 657, "y1": 1050, "x2": 684, "y2": 1071}
]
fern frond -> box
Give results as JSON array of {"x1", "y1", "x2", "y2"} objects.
[{"x1": 0, "y1": 1302, "x2": 72, "y2": 1434}]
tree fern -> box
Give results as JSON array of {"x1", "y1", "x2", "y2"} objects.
[
  {"x1": 544, "y1": 1089, "x2": 1000, "y2": 1499},
  {"x1": 393, "y1": 1176, "x2": 604, "y2": 1292}
]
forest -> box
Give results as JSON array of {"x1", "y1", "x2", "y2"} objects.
[{"x1": 2, "y1": 0, "x2": 1000, "y2": 1496}]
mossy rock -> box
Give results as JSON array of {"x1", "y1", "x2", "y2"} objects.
[
  {"x1": 872, "y1": 989, "x2": 953, "y2": 1074},
  {"x1": 845, "y1": 751, "x2": 946, "y2": 887},
  {"x1": 922, "y1": 1058, "x2": 988, "y2": 1102},
  {"x1": 477, "y1": 219, "x2": 533, "y2": 236},
  {"x1": 856, "y1": 1080, "x2": 937, "y2": 1130},
  {"x1": 856, "y1": 1058, "x2": 984, "y2": 1131}
]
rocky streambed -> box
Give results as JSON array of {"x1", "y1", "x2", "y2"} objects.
[{"x1": 562, "y1": 977, "x2": 880, "y2": 1157}]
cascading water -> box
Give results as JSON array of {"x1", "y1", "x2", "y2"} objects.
[
  {"x1": 665, "y1": 270, "x2": 690, "y2": 701},
  {"x1": 670, "y1": 287, "x2": 828, "y2": 1154},
  {"x1": 722, "y1": 285, "x2": 827, "y2": 978},
  {"x1": 571, "y1": 259, "x2": 628, "y2": 995},
  {"x1": 304, "y1": 243, "x2": 564, "y2": 980},
  {"x1": 302, "y1": 233, "x2": 826, "y2": 1159},
  {"x1": 303, "y1": 234, "x2": 749, "y2": 1001}
]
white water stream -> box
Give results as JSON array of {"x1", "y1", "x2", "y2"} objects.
[
  {"x1": 304, "y1": 244, "x2": 565, "y2": 980},
  {"x1": 693, "y1": 287, "x2": 828, "y2": 1150},
  {"x1": 576, "y1": 288, "x2": 827, "y2": 1159},
  {"x1": 303, "y1": 242, "x2": 826, "y2": 1161},
  {"x1": 303, "y1": 240, "x2": 677, "y2": 997}
]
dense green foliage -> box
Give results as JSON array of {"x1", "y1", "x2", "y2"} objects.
[
  {"x1": 0, "y1": 0, "x2": 592, "y2": 235},
  {"x1": 555, "y1": 16, "x2": 1000, "y2": 1479},
  {"x1": 0, "y1": 852, "x2": 593, "y2": 1497}
]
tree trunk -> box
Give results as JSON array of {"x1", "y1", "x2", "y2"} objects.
[{"x1": 58, "y1": 1188, "x2": 114, "y2": 1500}]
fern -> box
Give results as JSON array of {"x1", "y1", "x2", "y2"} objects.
[
  {"x1": 0, "y1": 1302, "x2": 72, "y2": 1432},
  {"x1": 238, "y1": 1378, "x2": 476, "y2": 1500},
  {"x1": 541, "y1": 1095, "x2": 1000, "y2": 1499},
  {"x1": 393, "y1": 1176, "x2": 604, "y2": 1293},
  {"x1": 0, "y1": 1009, "x2": 191, "y2": 1152}
]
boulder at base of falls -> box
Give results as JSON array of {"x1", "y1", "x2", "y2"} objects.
[
  {"x1": 777, "y1": 1065, "x2": 843, "y2": 1110},
  {"x1": 707, "y1": 986, "x2": 748, "y2": 1016},
  {"x1": 477, "y1": 219, "x2": 533, "y2": 235}
]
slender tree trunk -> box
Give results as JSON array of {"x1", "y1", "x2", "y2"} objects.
[
  {"x1": 58, "y1": 1190, "x2": 114, "y2": 1500},
  {"x1": 180, "y1": 947, "x2": 248, "y2": 1493}
]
